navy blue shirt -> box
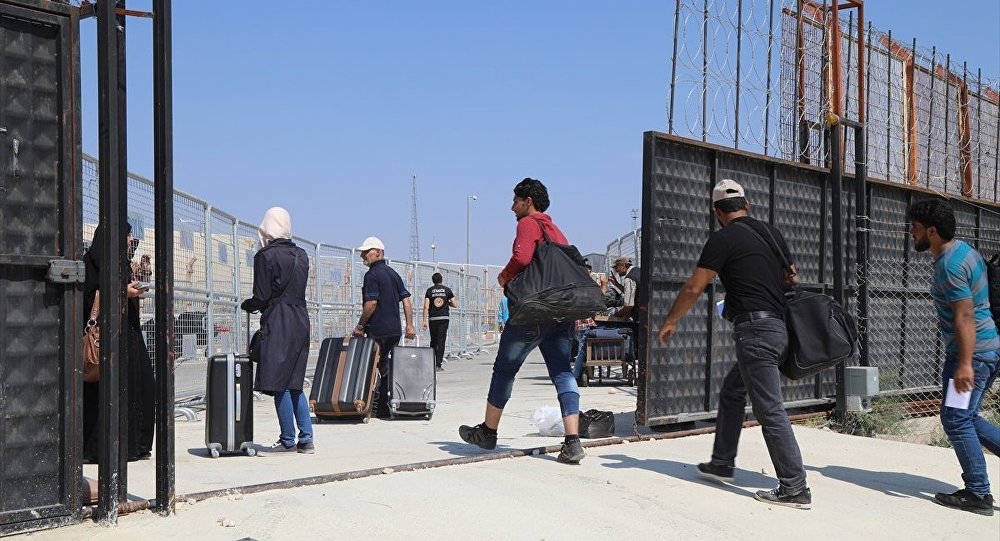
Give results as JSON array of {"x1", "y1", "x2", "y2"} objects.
[{"x1": 362, "y1": 260, "x2": 411, "y2": 339}]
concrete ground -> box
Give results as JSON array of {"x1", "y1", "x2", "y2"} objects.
[{"x1": 22, "y1": 347, "x2": 1000, "y2": 539}]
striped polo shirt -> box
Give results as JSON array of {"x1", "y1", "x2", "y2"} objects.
[{"x1": 930, "y1": 240, "x2": 999, "y2": 353}]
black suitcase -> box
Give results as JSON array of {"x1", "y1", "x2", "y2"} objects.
[
  {"x1": 205, "y1": 352, "x2": 256, "y2": 457},
  {"x1": 388, "y1": 346, "x2": 436, "y2": 419},
  {"x1": 310, "y1": 337, "x2": 381, "y2": 422}
]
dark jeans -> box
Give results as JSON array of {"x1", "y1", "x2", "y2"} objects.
[
  {"x1": 711, "y1": 317, "x2": 807, "y2": 493},
  {"x1": 487, "y1": 322, "x2": 580, "y2": 417},
  {"x1": 372, "y1": 335, "x2": 400, "y2": 418},
  {"x1": 940, "y1": 349, "x2": 1000, "y2": 498},
  {"x1": 429, "y1": 319, "x2": 449, "y2": 367}
]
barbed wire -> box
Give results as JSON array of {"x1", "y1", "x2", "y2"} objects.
[{"x1": 666, "y1": 0, "x2": 1000, "y2": 205}]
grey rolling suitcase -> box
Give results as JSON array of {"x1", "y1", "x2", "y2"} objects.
[
  {"x1": 388, "y1": 346, "x2": 436, "y2": 419},
  {"x1": 205, "y1": 352, "x2": 256, "y2": 457}
]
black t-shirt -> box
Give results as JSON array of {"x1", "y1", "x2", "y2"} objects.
[
  {"x1": 362, "y1": 260, "x2": 411, "y2": 339},
  {"x1": 425, "y1": 285, "x2": 454, "y2": 319},
  {"x1": 696, "y1": 216, "x2": 794, "y2": 320}
]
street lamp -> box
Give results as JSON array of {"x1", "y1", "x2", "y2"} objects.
[
  {"x1": 466, "y1": 195, "x2": 477, "y2": 266},
  {"x1": 430, "y1": 239, "x2": 436, "y2": 263}
]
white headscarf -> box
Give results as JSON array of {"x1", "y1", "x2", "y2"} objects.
[{"x1": 258, "y1": 207, "x2": 292, "y2": 247}]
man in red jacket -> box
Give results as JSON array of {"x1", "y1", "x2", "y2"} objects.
[{"x1": 459, "y1": 178, "x2": 585, "y2": 464}]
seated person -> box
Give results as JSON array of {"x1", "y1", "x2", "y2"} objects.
[{"x1": 607, "y1": 256, "x2": 640, "y2": 319}]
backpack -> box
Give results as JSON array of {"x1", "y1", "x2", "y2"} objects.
[
  {"x1": 985, "y1": 253, "x2": 1000, "y2": 329},
  {"x1": 735, "y1": 222, "x2": 858, "y2": 380}
]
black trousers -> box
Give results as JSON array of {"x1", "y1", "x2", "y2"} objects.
[
  {"x1": 429, "y1": 319, "x2": 449, "y2": 367},
  {"x1": 371, "y1": 335, "x2": 401, "y2": 418}
]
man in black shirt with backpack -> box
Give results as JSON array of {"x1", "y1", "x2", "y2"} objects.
[
  {"x1": 422, "y1": 272, "x2": 458, "y2": 371},
  {"x1": 657, "y1": 179, "x2": 812, "y2": 510}
]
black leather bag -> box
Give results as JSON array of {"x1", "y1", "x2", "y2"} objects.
[
  {"x1": 578, "y1": 409, "x2": 615, "y2": 438},
  {"x1": 505, "y1": 229, "x2": 606, "y2": 325},
  {"x1": 736, "y1": 222, "x2": 858, "y2": 380},
  {"x1": 248, "y1": 329, "x2": 262, "y2": 363}
]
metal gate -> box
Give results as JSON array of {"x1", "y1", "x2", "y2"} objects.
[
  {"x1": 636, "y1": 131, "x2": 1000, "y2": 427},
  {"x1": 636, "y1": 132, "x2": 848, "y2": 427},
  {"x1": 0, "y1": 1, "x2": 82, "y2": 533}
]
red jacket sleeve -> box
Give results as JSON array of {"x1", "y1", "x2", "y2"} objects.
[{"x1": 498, "y1": 218, "x2": 543, "y2": 285}]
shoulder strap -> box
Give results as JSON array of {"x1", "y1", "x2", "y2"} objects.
[{"x1": 734, "y1": 221, "x2": 792, "y2": 272}]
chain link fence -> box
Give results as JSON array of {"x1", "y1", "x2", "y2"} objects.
[{"x1": 82, "y1": 155, "x2": 504, "y2": 405}]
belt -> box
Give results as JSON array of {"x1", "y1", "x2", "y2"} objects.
[{"x1": 730, "y1": 310, "x2": 783, "y2": 325}]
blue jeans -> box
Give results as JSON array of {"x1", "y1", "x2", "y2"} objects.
[
  {"x1": 711, "y1": 318, "x2": 808, "y2": 493},
  {"x1": 572, "y1": 329, "x2": 589, "y2": 378},
  {"x1": 273, "y1": 389, "x2": 313, "y2": 448},
  {"x1": 940, "y1": 350, "x2": 1000, "y2": 498},
  {"x1": 487, "y1": 322, "x2": 580, "y2": 417}
]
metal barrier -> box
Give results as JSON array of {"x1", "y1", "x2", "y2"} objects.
[{"x1": 82, "y1": 154, "x2": 504, "y2": 418}]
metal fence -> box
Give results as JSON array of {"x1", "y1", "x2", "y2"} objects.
[
  {"x1": 81, "y1": 155, "x2": 504, "y2": 401},
  {"x1": 666, "y1": 0, "x2": 999, "y2": 202},
  {"x1": 605, "y1": 230, "x2": 641, "y2": 270}
]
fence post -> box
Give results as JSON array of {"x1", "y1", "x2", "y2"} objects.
[
  {"x1": 830, "y1": 122, "x2": 847, "y2": 419},
  {"x1": 854, "y1": 124, "x2": 870, "y2": 368},
  {"x1": 231, "y1": 220, "x2": 240, "y2": 352},
  {"x1": 204, "y1": 205, "x2": 214, "y2": 358},
  {"x1": 316, "y1": 243, "x2": 324, "y2": 341}
]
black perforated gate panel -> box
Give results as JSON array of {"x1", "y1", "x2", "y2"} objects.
[
  {"x1": 0, "y1": 2, "x2": 80, "y2": 532},
  {"x1": 637, "y1": 133, "x2": 848, "y2": 426}
]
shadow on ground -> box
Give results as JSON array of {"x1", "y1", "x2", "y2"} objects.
[{"x1": 806, "y1": 464, "x2": 956, "y2": 501}]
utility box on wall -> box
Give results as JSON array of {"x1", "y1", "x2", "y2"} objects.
[{"x1": 0, "y1": 0, "x2": 83, "y2": 534}]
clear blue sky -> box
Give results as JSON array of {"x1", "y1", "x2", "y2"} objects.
[{"x1": 78, "y1": 1, "x2": 999, "y2": 268}]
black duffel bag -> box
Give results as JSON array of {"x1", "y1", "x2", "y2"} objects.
[
  {"x1": 736, "y1": 223, "x2": 858, "y2": 380},
  {"x1": 781, "y1": 289, "x2": 857, "y2": 379},
  {"x1": 505, "y1": 229, "x2": 606, "y2": 325},
  {"x1": 579, "y1": 409, "x2": 615, "y2": 438}
]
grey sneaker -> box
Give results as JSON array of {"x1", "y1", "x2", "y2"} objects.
[
  {"x1": 296, "y1": 442, "x2": 315, "y2": 454},
  {"x1": 697, "y1": 462, "x2": 735, "y2": 483},
  {"x1": 459, "y1": 423, "x2": 497, "y2": 450},
  {"x1": 755, "y1": 487, "x2": 812, "y2": 510},
  {"x1": 556, "y1": 439, "x2": 586, "y2": 464},
  {"x1": 267, "y1": 441, "x2": 295, "y2": 453}
]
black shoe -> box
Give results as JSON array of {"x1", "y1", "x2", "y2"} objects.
[
  {"x1": 755, "y1": 487, "x2": 812, "y2": 510},
  {"x1": 556, "y1": 439, "x2": 586, "y2": 464},
  {"x1": 459, "y1": 423, "x2": 497, "y2": 450},
  {"x1": 296, "y1": 442, "x2": 315, "y2": 454},
  {"x1": 934, "y1": 489, "x2": 994, "y2": 516},
  {"x1": 436, "y1": 365, "x2": 444, "y2": 372},
  {"x1": 697, "y1": 462, "x2": 734, "y2": 483}
]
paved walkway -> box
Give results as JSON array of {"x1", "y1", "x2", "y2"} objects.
[{"x1": 24, "y1": 347, "x2": 1000, "y2": 539}]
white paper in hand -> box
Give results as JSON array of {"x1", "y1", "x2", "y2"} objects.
[{"x1": 944, "y1": 378, "x2": 972, "y2": 410}]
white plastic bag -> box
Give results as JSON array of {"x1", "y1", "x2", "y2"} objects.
[{"x1": 530, "y1": 406, "x2": 565, "y2": 436}]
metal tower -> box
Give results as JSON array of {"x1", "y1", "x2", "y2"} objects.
[{"x1": 410, "y1": 174, "x2": 421, "y2": 261}]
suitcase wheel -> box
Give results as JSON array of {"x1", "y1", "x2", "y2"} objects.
[
  {"x1": 209, "y1": 448, "x2": 220, "y2": 459},
  {"x1": 245, "y1": 447, "x2": 257, "y2": 457}
]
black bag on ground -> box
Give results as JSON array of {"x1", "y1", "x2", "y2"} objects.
[
  {"x1": 505, "y1": 230, "x2": 606, "y2": 325},
  {"x1": 578, "y1": 409, "x2": 615, "y2": 438},
  {"x1": 736, "y1": 222, "x2": 858, "y2": 380}
]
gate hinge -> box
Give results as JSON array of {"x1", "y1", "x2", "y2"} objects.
[{"x1": 47, "y1": 259, "x2": 86, "y2": 284}]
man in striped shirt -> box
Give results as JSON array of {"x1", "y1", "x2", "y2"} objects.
[{"x1": 908, "y1": 198, "x2": 999, "y2": 516}]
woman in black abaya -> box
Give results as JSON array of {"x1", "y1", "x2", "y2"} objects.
[{"x1": 81, "y1": 223, "x2": 156, "y2": 462}]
